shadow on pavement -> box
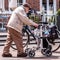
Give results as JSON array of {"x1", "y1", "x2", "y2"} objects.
[{"x1": 24, "y1": 55, "x2": 60, "y2": 59}]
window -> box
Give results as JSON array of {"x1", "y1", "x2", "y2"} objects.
[
  {"x1": 42, "y1": 0, "x2": 54, "y2": 12},
  {"x1": 42, "y1": 0, "x2": 47, "y2": 10},
  {"x1": 49, "y1": 0, "x2": 53, "y2": 11},
  {"x1": 17, "y1": 0, "x2": 23, "y2": 6}
]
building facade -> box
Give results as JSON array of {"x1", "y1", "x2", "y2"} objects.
[
  {"x1": 0, "y1": 0, "x2": 60, "y2": 31},
  {"x1": 0, "y1": 0, "x2": 60, "y2": 12}
]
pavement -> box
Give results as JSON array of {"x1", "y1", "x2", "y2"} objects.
[
  {"x1": 0, "y1": 32, "x2": 60, "y2": 60},
  {"x1": 0, "y1": 46, "x2": 60, "y2": 60}
]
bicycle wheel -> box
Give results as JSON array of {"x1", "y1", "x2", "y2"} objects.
[
  {"x1": 23, "y1": 31, "x2": 30, "y2": 47},
  {"x1": 11, "y1": 42, "x2": 17, "y2": 50},
  {"x1": 51, "y1": 39, "x2": 60, "y2": 52},
  {"x1": 11, "y1": 30, "x2": 30, "y2": 50},
  {"x1": 51, "y1": 31, "x2": 60, "y2": 52}
]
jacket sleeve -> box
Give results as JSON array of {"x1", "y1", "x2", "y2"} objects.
[{"x1": 16, "y1": 9, "x2": 37, "y2": 26}]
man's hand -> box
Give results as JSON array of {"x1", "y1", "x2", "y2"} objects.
[{"x1": 34, "y1": 23, "x2": 38, "y2": 28}]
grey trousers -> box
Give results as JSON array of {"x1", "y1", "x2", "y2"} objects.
[{"x1": 3, "y1": 28, "x2": 24, "y2": 54}]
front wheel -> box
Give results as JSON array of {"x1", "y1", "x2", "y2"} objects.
[{"x1": 45, "y1": 49, "x2": 52, "y2": 57}]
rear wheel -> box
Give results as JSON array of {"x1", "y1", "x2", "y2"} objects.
[
  {"x1": 51, "y1": 31, "x2": 60, "y2": 52},
  {"x1": 51, "y1": 39, "x2": 60, "y2": 52}
]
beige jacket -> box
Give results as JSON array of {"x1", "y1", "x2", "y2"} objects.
[{"x1": 7, "y1": 6, "x2": 37, "y2": 34}]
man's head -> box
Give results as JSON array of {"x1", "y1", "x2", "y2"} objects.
[{"x1": 23, "y1": 3, "x2": 31, "y2": 13}]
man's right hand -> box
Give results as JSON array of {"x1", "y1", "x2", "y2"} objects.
[{"x1": 34, "y1": 23, "x2": 38, "y2": 28}]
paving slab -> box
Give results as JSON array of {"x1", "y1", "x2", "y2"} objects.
[
  {"x1": 0, "y1": 32, "x2": 60, "y2": 60},
  {"x1": 0, "y1": 46, "x2": 60, "y2": 60}
]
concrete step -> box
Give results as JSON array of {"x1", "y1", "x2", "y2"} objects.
[
  {"x1": 0, "y1": 37, "x2": 7, "y2": 41},
  {"x1": 0, "y1": 32, "x2": 36, "y2": 46},
  {"x1": 0, "y1": 32, "x2": 7, "y2": 37},
  {"x1": 0, "y1": 32, "x2": 34, "y2": 41}
]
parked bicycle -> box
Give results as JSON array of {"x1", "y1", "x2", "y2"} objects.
[{"x1": 11, "y1": 22, "x2": 60, "y2": 53}]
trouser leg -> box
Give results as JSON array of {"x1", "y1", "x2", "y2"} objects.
[
  {"x1": 3, "y1": 28, "x2": 13, "y2": 54},
  {"x1": 3, "y1": 28, "x2": 24, "y2": 54},
  {"x1": 9, "y1": 28, "x2": 24, "y2": 54}
]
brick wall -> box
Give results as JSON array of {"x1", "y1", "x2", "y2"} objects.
[
  {"x1": 56, "y1": 0, "x2": 59, "y2": 10},
  {"x1": 4, "y1": 0, "x2": 8, "y2": 10},
  {"x1": 26, "y1": 0, "x2": 60, "y2": 11},
  {"x1": 4, "y1": 0, "x2": 60, "y2": 11},
  {"x1": 59, "y1": 0, "x2": 60, "y2": 8},
  {"x1": 26, "y1": 0, "x2": 40, "y2": 11}
]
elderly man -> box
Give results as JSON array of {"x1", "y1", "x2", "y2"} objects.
[{"x1": 2, "y1": 3, "x2": 38, "y2": 57}]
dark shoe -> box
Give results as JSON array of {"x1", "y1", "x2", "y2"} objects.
[
  {"x1": 17, "y1": 53, "x2": 27, "y2": 57},
  {"x1": 2, "y1": 53, "x2": 12, "y2": 57}
]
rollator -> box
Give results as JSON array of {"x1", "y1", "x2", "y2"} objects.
[{"x1": 25, "y1": 22, "x2": 52, "y2": 57}]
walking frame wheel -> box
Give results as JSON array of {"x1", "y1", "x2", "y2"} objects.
[
  {"x1": 25, "y1": 48, "x2": 35, "y2": 57},
  {"x1": 45, "y1": 49, "x2": 52, "y2": 57},
  {"x1": 28, "y1": 49, "x2": 35, "y2": 57}
]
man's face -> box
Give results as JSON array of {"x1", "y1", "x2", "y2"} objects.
[{"x1": 24, "y1": 7, "x2": 29, "y2": 13}]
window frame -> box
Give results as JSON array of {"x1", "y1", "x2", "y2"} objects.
[{"x1": 17, "y1": 0, "x2": 23, "y2": 6}]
